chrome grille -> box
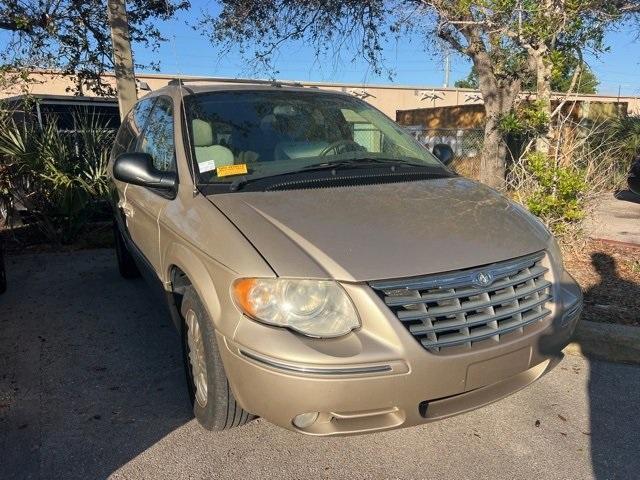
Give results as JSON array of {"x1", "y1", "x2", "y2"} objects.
[{"x1": 369, "y1": 252, "x2": 552, "y2": 353}]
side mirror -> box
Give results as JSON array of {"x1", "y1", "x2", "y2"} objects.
[
  {"x1": 432, "y1": 143, "x2": 455, "y2": 166},
  {"x1": 113, "y1": 153, "x2": 177, "y2": 192}
]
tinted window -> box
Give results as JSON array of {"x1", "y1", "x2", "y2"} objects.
[
  {"x1": 138, "y1": 97, "x2": 175, "y2": 172},
  {"x1": 112, "y1": 98, "x2": 155, "y2": 157}
]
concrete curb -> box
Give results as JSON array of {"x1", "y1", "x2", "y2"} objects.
[{"x1": 564, "y1": 320, "x2": 640, "y2": 364}]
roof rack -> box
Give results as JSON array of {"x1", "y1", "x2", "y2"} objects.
[{"x1": 167, "y1": 77, "x2": 305, "y2": 88}]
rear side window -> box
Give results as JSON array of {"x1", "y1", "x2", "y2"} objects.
[
  {"x1": 111, "y1": 98, "x2": 156, "y2": 158},
  {"x1": 138, "y1": 97, "x2": 176, "y2": 172}
]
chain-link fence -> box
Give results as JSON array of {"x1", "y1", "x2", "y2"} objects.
[{"x1": 404, "y1": 126, "x2": 485, "y2": 179}]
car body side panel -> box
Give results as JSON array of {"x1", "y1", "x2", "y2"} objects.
[
  {"x1": 125, "y1": 185, "x2": 166, "y2": 272},
  {"x1": 158, "y1": 188, "x2": 275, "y2": 338},
  {"x1": 159, "y1": 192, "x2": 275, "y2": 282}
]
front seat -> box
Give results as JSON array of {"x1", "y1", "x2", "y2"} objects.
[{"x1": 192, "y1": 119, "x2": 234, "y2": 172}]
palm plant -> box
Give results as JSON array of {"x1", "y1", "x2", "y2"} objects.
[{"x1": 0, "y1": 109, "x2": 114, "y2": 243}]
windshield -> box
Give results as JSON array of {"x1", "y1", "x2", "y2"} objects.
[{"x1": 184, "y1": 90, "x2": 444, "y2": 184}]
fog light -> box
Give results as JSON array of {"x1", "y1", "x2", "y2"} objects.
[{"x1": 292, "y1": 412, "x2": 319, "y2": 429}]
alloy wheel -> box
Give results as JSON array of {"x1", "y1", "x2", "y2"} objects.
[{"x1": 185, "y1": 309, "x2": 208, "y2": 407}]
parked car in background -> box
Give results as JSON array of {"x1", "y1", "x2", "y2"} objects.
[
  {"x1": 628, "y1": 155, "x2": 640, "y2": 196},
  {"x1": 108, "y1": 82, "x2": 582, "y2": 436}
]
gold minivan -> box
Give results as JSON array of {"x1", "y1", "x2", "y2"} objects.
[{"x1": 109, "y1": 81, "x2": 582, "y2": 436}]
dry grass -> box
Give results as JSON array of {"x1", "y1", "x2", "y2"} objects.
[{"x1": 564, "y1": 239, "x2": 640, "y2": 327}]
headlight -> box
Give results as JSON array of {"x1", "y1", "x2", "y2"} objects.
[{"x1": 232, "y1": 278, "x2": 360, "y2": 338}]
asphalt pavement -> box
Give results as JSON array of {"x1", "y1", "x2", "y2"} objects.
[
  {"x1": 1, "y1": 250, "x2": 639, "y2": 480},
  {"x1": 584, "y1": 191, "x2": 640, "y2": 245}
]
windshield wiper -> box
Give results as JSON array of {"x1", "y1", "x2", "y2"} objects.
[
  {"x1": 298, "y1": 158, "x2": 430, "y2": 172},
  {"x1": 229, "y1": 176, "x2": 250, "y2": 191},
  {"x1": 227, "y1": 158, "x2": 443, "y2": 192}
]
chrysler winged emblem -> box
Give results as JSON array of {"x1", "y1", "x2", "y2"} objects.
[{"x1": 474, "y1": 271, "x2": 493, "y2": 287}]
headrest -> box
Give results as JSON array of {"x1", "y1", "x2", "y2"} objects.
[
  {"x1": 192, "y1": 119, "x2": 213, "y2": 147},
  {"x1": 260, "y1": 114, "x2": 277, "y2": 132}
]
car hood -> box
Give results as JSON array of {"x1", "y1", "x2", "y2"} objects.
[{"x1": 208, "y1": 178, "x2": 551, "y2": 282}]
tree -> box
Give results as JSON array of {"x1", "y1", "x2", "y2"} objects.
[
  {"x1": 484, "y1": 0, "x2": 639, "y2": 153},
  {"x1": 455, "y1": 62, "x2": 599, "y2": 94},
  {"x1": 454, "y1": 67, "x2": 480, "y2": 89},
  {"x1": 0, "y1": 0, "x2": 189, "y2": 95},
  {"x1": 205, "y1": 0, "x2": 638, "y2": 187},
  {"x1": 549, "y1": 55, "x2": 599, "y2": 95},
  {"x1": 205, "y1": 1, "x2": 530, "y2": 188}
]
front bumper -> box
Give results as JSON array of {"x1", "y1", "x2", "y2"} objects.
[{"x1": 219, "y1": 270, "x2": 582, "y2": 436}]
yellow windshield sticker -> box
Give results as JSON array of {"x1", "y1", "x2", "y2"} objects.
[{"x1": 217, "y1": 164, "x2": 248, "y2": 177}]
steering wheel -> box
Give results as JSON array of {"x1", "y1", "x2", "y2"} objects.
[{"x1": 319, "y1": 139, "x2": 364, "y2": 156}]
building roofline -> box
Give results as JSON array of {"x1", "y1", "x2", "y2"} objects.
[
  {"x1": 3, "y1": 93, "x2": 117, "y2": 104},
  {"x1": 10, "y1": 68, "x2": 640, "y2": 101}
]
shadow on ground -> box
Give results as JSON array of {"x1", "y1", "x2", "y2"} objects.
[
  {"x1": 0, "y1": 250, "x2": 192, "y2": 479},
  {"x1": 539, "y1": 251, "x2": 640, "y2": 480},
  {"x1": 584, "y1": 253, "x2": 640, "y2": 480}
]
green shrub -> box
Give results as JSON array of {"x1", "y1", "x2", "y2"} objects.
[
  {"x1": 499, "y1": 100, "x2": 550, "y2": 136},
  {"x1": 0, "y1": 112, "x2": 113, "y2": 243},
  {"x1": 523, "y1": 152, "x2": 586, "y2": 233},
  {"x1": 606, "y1": 115, "x2": 640, "y2": 164}
]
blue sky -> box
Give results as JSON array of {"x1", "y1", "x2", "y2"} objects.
[
  {"x1": 2, "y1": 1, "x2": 637, "y2": 95},
  {"x1": 132, "y1": 4, "x2": 640, "y2": 96}
]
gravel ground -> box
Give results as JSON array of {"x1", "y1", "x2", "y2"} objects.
[
  {"x1": 1, "y1": 250, "x2": 639, "y2": 480},
  {"x1": 564, "y1": 239, "x2": 640, "y2": 326}
]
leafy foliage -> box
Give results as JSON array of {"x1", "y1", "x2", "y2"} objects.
[
  {"x1": 507, "y1": 111, "x2": 638, "y2": 237},
  {"x1": 199, "y1": 1, "x2": 390, "y2": 76},
  {"x1": 454, "y1": 67, "x2": 479, "y2": 89},
  {"x1": 522, "y1": 152, "x2": 586, "y2": 233},
  {"x1": 499, "y1": 100, "x2": 551, "y2": 136},
  {"x1": 549, "y1": 52, "x2": 599, "y2": 94},
  {"x1": 456, "y1": 61, "x2": 599, "y2": 94},
  {"x1": 0, "y1": 0, "x2": 189, "y2": 94},
  {"x1": 0, "y1": 111, "x2": 113, "y2": 243},
  {"x1": 205, "y1": 1, "x2": 638, "y2": 188},
  {"x1": 605, "y1": 115, "x2": 640, "y2": 160}
]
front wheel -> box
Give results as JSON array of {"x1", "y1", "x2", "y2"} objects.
[{"x1": 180, "y1": 286, "x2": 254, "y2": 430}]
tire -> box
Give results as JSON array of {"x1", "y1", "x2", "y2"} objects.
[
  {"x1": 180, "y1": 286, "x2": 254, "y2": 430},
  {"x1": 629, "y1": 174, "x2": 640, "y2": 196},
  {"x1": 113, "y1": 222, "x2": 140, "y2": 279}
]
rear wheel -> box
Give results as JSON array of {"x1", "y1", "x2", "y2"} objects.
[
  {"x1": 629, "y1": 173, "x2": 640, "y2": 196},
  {"x1": 180, "y1": 286, "x2": 254, "y2": 430},
  {"x1": 114, "y1": 222, "x2": 140, "y2": 279}
]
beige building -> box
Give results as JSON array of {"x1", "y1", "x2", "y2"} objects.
[{"x1": 2, "y1": 70, "x2": 639, "y2": 119}]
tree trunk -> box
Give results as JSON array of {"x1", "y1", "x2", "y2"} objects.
[
  {"x1": 473, "y1": 52, "x2": 521, "y2": 189},
  {"x1": 107, "y1": 0, "x2": 138, "y2": 120},
  {"x1": 480, "y1": 106, "x2": 510, "y2": 189},
  {"x1": 534, "y1": 54, "x2": 553, "y2": 155}
]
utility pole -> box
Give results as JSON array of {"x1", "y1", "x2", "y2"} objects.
[
  {"x1": 443, "y1": 47, "x2": 451, "y2": 88},
  {"x1": 107, "y1": 0, "x2": 137, "y2": 120}
]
